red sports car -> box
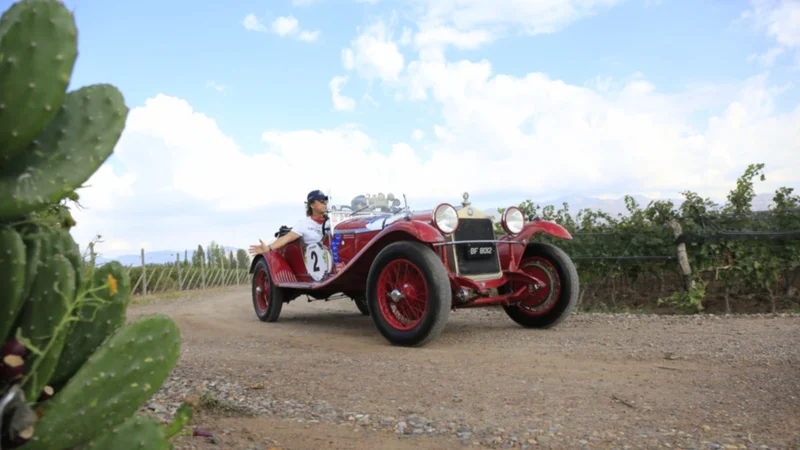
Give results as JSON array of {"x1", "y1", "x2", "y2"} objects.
[{"x1": 250, "y1": 192, "x2": 579, "y2": 347}]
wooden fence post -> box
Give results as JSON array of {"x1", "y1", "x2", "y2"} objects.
[
  {"x1": 666, "y1": 219, "x2": 695, "y2": 291},
  {"x1": 177, "y1": 253, "x2": 182, "y2": 291},
  {"x1": 141, "y1": 248, "x2": 147, "y2": 296},
  {"x1": 201, "y1": 255, "x2": 206, "y2": 289}
]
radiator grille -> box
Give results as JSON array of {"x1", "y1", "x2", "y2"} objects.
[{"x1": 449, "y1": 218, "x2": 501, "y2": 276}]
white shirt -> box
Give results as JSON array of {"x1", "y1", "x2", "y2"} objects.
[{"x1": 292, "y1": 216, "x2": 327, "y2": 245}]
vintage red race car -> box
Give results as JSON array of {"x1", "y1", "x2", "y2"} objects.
[{"x1": 249, "y1": 192, "x2": 579, "y2": 347}]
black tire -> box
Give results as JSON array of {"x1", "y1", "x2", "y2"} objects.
[
  {"x1": 366, "y1": 241, "x2": 451, "y2": 347},
  {"x1": 502, "y1": 242, "x2": 579, "y2": 328},
  {"x1": 352, "y1": 294, "x2": 370, "y2": 316},
  {"x1": 251, "y1": 257, "x2": 283, "y2": 322}
]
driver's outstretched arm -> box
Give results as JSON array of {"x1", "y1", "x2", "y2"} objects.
[{"x1": 269, "y1": 231, "x2": 301, "y2": 250}]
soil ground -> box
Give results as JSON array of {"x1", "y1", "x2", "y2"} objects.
[{"x1": 128, "y1": 286, "x2": 800, "y2": 450}]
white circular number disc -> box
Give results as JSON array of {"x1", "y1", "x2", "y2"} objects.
[{"x1": 304, "y1": 243, "x2": 332, "y2": 281}]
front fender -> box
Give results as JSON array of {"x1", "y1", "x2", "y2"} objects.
[
  {"x1": 517, "y1": 219, "x2": 572, "y2": 241},
  {"x1": 381, "y1": 219, "x2": 447, "y2": 244},
  {"x1": 497, "y1": 219, "x2": 572, "y2": 270}
]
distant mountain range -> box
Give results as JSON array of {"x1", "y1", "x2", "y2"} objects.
[{"x1": 94, "y1": 246, "x2": 242, "y2": 267}]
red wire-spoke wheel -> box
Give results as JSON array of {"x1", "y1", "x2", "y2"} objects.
[
  {"x1": 255, "y1": 268, "x2": 270, "y2": 311},
  {"x1": 376, "y1": 259, "x2": 429, "y2": 331},
  {"x1": 367, "y1": 241, "x2": 451, "y2": 347},
  {"x1": 514, "y1": 257, "x2": 561, "y2": 315},
  {"x1": 502, "y1": 243, "x2": 579, "y2": 329},
  {"x1": 251, "y1": 258, "x2": 283, "y2": 322}
]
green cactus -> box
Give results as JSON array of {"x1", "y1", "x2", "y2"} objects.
[
  {"x1": 0, "y1": 1, "x2": 192, "y2": 447},
  {"x1": 0, "y1": 225, "x2": 26, "y2": 341},
  {"x1": 45, "y1": 227, "x2": 84, "y2": 299},
  {"x1": 14, "y1": 223, "x2": 42, "y2": 305},
  {"x1": 48, "y1": 261, "x2": 131, "y2": 389},
  {"x1": 84, "y1": 414, "x2": 170, "y2": 450},
  {"x1": 0, "y1": 0, "x2": 78, "y2": 163},
  {"x1": 0, "y1": 83, "x2": 128, "y2": 220},
  {"x1": 21, "y1": 314, "x2": 182, "y2": 450},
  {"x1": 164, "y1": 402, "x2": 193, "y2": 438},
  {"x1": 15, "y1": 253, "x2": 76, "y2": 400}
]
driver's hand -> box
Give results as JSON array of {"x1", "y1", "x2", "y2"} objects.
[{"x1": 248, "y1": 239, "x2": 269, "y2": 255}]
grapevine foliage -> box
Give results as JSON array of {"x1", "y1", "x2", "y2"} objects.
[{"x1": 499, "y1": 163, "x2": 800, "y2": 313}]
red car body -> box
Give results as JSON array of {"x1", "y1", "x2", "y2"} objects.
[{"x1": 250, "y1": 193, "x2": 579, "y2": 347}]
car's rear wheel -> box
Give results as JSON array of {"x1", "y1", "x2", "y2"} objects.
[
  {"x1": 502, "y1": 242, "x2": 579, "y2": 328},
  {"x1": 366, "y1": 241, "x2": 451, "y2": 347},
  {"x1": 252, "y1": 257, "x2": 283, "y2": 322}
]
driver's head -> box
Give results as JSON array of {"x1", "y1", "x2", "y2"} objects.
[
  {"x1": 307, "y1": 189, "x2": 328, "y2": 204},
  {"x1": 306, "y1": 189, "x2": 329, "y2": 216}
]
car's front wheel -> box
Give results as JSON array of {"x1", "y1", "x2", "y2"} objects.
[
  {"x1": 502, "y1": 242, "x2": 579, "y2": 328},
  {"x1": 366, "y1": 241, "x2": 451, "y2": 347},
  {"x1": 252, "y1": 257, "x2": 283, "y2": 322}
]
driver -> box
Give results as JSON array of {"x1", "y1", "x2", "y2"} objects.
[{"x1": 248, "y1": 190, "x2": 330, "y2": 255}]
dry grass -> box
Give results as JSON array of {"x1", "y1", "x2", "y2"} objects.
[{"x1": 130, "y1": 285, "x2": 243, "y2": 307}]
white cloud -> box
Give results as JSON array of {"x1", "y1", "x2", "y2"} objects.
[
  {"x1": 740, "y1": 0, "x2": 800, "y2": 66},
  {"x1": 205, "y1": 80, "x2": 227, "y2": 92},
  {"x1": 411, "y1": 128, "x2": 424, "y2": 141},
  {"x1": 747, "y1": 47, "x2": 785, "y2": 67},
  {"x1": 242, "y1": 13, "x2": 321, "y2": 42},
  {"x1": 272, "y1": 16, "x2": 299, "y2": 36},
  {"x1": 242, "y1": 13, "x2": 266, "y2": 31},
  {"x1": 412, "y1": 0, "x2": 623, "y2": 36},
  {"x1": 329, "y1": 76, "x2": 356, "y2": 111},
  {"x1": 395, "y1": 0, "x2": 624, "y2": 54},
  {"x1": 299, "y1": 30, "x2": 321, "y2": 42},
  {"x1": 341, "y1": 20, "x2": 405, "y2": 82},
  {"x1": 413, "y1": 26, "x2": 494, "y2": 51},
  {"x1": 393, "y1": 50, "x2": 800, "y2": 200}
]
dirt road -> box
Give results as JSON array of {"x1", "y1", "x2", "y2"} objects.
[{"x1": 129, "y1": 286, "x2": 800, "y2": 450}]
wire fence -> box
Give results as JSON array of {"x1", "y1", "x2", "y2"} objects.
[{"x1": 103, "y1": 249, "x2": 252, "y2": 297}]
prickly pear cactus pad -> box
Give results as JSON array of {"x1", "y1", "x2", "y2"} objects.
[
  {"x1": 0, "y1": 0, "x2": 78, "y2": 162},
  {"x1": 49, "y1": 261, "x2": 131, "y2": 389},
  {"x1": 16, "y1": 253, "x2": 76, "y2": 401},
  {"x1": 0, "y1": 83, "x2": 129, "y2": 219},
  {"x1": 21, "y1": 314, "x2": 182, "y2": 450},
  {"x1": 0, "y1": 225, "x2": 26, "y2": 341},
  {"x1": 84, "y1": 414, "x2": 170, "y2": 450}
]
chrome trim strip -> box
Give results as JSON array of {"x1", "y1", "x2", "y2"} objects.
[
  {"x1": 334, "y1": 228, "x2": 376, "y2": 235},
  {"x1": 432, "y1": 239, "x2": 525, "y2": 246}
]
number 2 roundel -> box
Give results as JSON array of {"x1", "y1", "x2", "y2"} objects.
[{"x1": 304, "y1": 243, "x2": 332, "y2": 281}]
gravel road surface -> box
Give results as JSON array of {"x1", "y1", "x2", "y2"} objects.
[{"x1": 129, "y1": 286, "x2": 800, "y2": 450}]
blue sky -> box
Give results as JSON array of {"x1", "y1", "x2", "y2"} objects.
[{"x1": 27, "y1": 0, "x2": 797, "y2": 256}]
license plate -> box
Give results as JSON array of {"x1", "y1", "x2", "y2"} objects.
[{"x1": 465, "y1": 244, "x2": 494, "y2": 259}]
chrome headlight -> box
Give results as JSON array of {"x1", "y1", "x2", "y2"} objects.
[
  {"x1": 433, "y1": 203, "x2": 459, "y2": 234},
  {"x1": 502, "y1": 206, "x2": 525, "y2": 235}
]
